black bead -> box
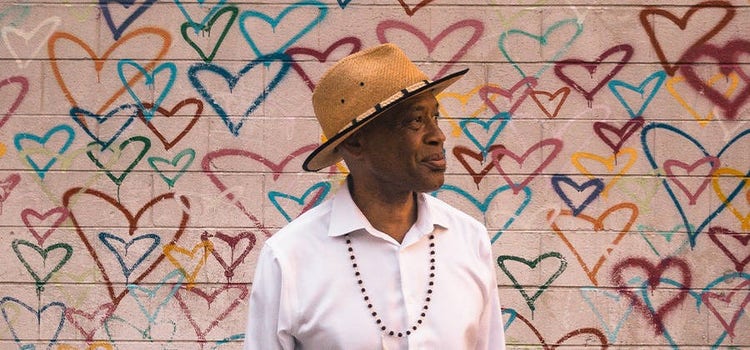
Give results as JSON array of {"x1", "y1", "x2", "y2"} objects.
[
  {"x1": 381, "y1": 326, "x2": 386, "y2": 330},
  {"x1": 406, "y1": 331, "x2": 411, "y2": 335},
  {"x1": 427, "y1": 289, "x2": 433, "y2": 294},
  {"x1": 377, "y1": 319, "x2": 382, "y2": 324},
  {"x1": 389, "y1": 331, "x2": 394, "y2": 336},
  {"x1": 398, "y1": 333, "x2": 403, "y2": 337}
]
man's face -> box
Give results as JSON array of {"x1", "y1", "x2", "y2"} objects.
[{"x1": 354, "y1": 92, "x2": 447, "y2": 193}]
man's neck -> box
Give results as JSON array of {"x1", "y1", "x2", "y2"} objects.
[{"x1": 347, "y1": 177, "x2": 417, "y2": 243}]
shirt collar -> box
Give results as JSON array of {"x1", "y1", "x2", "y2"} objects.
[{"x1": 327, "y1": 180, "x2": 449, "y2": 238}]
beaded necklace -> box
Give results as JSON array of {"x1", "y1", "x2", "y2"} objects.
[{"x1": 345, "y1": 233, "x2": 436, "y2": 338}]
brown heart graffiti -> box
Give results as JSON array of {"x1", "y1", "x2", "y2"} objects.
[
  {"x1": 62, "y1": 187, "x2": 190, "y2": 306},
  {"x1": 452, "y1": 144, "x2": 505, "y2": 187},
  {"x1": 639, "y1": 0, "x2": 735, "y2": 76},
  {"x1": 139, "y1": 98, "x2": 203, "y2": 151}
]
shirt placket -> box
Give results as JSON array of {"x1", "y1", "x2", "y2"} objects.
[{"x1": 399, "y1": 234, "x2": 430, "y2": 349}]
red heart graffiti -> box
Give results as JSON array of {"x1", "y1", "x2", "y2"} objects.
[
  {"x1": 174, "y1": 284, "x2": 248, "y2": 342},
  {"x1": 21, "y1": 206, "x2": 69, "y2": 246},
  {"x1": 376, "y1": 19, "x2": 483, "y2": 79},
  {"x1": 396, "y1": 0, "x2": 434, "y2": 16},
  {"x1": 200, "y1": 230, "x2": 257, "y2": 280},
  {"x1": 139, "y1": 98, "x2": 202, "y2": 150},
  {"x1": 610, "y1": 256, "x2": 692, "y2": 335},
  {"x1": 0, "y1": 75, "x2": 29, "y2": 130},
  {"x1": 593, "y1": 116, "x2": 645, "y2": 154},
  {"x1": 663, "y1": 156, "x2": 720, "y2": 205},
  {"x1": 490, "y1": 138, "x2": 563, "y2": 194},
  {"x1": 0, "y1": 173, "x2": 21, "y2": 214},
  {"x1": 478, "y1": 77, "x2": 537, "y2": 117},
  {"x1": 554, "y1": 44, "x2": 634, "y2": 104},
  {"x1": 701, "y1": 278, "x2": 750, "y2": 338},
  {"x1": 679, "y1": 39, "x2": 750, "y2": 120},
  {"x1": 64, "y1": 302, "x2": 115, "y2": 341},
  {"x1": 639, "y1": 0, "x2": 735, "y2": 76},
  {"x1": 707, "y1": 226, "x2": 750, "y2": 272},
  {"x1": 530, "y1": 87, "x2": 570, "y2": 119},
  {"x1": 62, "y1": 187, "x2": 189, "y2": 305},
  {"x1": 452, "y1": 145, "x2": 505, "y2": 186},
  {"x1": 286, "y1": 37, "x2": 362, "y2": 92},
  {"x1": 201, "y1": 145, "x2": 318, "y2": 237}
]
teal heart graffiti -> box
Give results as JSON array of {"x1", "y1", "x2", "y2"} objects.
[{"x1": 148, "y1": 148, "x2": 195, "y2": 188}]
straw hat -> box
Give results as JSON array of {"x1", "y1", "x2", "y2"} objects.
[{"x1": 302, "y1": 43, "x2": 468, "y2": 172}]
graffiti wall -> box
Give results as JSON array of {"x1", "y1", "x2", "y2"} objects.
[{"x1": 0, "y1": 0, "x2": 748, "y2": 348}]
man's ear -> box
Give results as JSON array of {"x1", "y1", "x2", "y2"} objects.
[{"x1": 337, "y1": 132, "x2": 365, "y2": 159}]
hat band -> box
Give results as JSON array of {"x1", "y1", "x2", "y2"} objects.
[{"x1": 332, "y1": 79, "x2": 431, "y2": 137}]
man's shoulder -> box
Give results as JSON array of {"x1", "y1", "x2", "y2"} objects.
[
  {"x1": 423, "y1": 193, "x2": 485, "y2": 230},
  {"x1": 424, "y1": 192, "x2": 481, "y2": 222},
  {"x1": 265, "y1": 197, "x2": 334, "y2": 249}
]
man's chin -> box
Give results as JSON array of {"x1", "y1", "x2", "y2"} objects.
[{"x1": 420, "y1": 173, "x2": 445, "y2": 193}]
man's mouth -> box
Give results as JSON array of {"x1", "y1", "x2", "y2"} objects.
[{"x1": 422, "y1": 153, "x2": 446, "y2": 171}]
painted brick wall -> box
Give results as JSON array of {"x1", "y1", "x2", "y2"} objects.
[{"x1": 0, "y1": 0, "x2": 748, "y2": 348}]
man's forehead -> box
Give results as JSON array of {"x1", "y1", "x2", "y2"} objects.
[{"x1": 395, "y1": 93, "x2": 440, "y2": 113}]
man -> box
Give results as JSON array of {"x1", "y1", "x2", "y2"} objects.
[{"x1": 244, "y1": 43, "x2": 505, "y2": 349}]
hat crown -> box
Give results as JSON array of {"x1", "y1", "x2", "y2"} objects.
[{"x1": 312, "y1": 43, "x2": 430, "y2": 138}]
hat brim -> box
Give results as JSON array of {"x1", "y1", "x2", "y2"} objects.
[{"x1": 303, "y1": 68, "x2": 469, "y2": 172}]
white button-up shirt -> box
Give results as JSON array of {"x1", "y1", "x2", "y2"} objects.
[{"x1": 244, "y1": 184, "x2": 505, "y2": 349}]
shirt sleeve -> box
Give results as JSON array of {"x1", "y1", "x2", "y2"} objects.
[
  {"x1": 476, "y1": 230, "x2": 506, "y2": 350},
  {"x1": 244, "y1": 244, "x2": 296, "y2": 350}
]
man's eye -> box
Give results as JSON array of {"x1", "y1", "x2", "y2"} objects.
[{"x1": 405, "y1": 116, "x2": 424, "y2": 128}]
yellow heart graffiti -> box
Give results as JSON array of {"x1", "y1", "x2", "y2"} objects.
[
  {"x1": 0, "y1": 142, "x2": 6, "y2": 158},
  {"x1": 490, "y1": 0, "x2": 552, "y2": 29},
  {"x1": 49, "y1": 267, "x2": 102, "y2": 309},
  {"x1": 164, "y1": 240, "x2": 214, "y2": 288},
  {"x1": 712, "y1": 167, "x2": 750, "y2": 231},
  {"x1": 666, "y1": 72, "x2": 740, "y2": 126},
  {"x1": 437, "y1": 84, "x2": 502, "y2": 138},
  {"x1": 571, "y1": 147, "x2": 638, "y2": 198},
  {"x1": 56, "y1": 342, "x2": 114, "y2": 350},
  {"x1": 17, "y1": 144, "x2": 112, "y2": 208}
]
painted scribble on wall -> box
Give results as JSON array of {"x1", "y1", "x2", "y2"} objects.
[{"x1": 0, "y1": 0, "x2": 748, "y2": 348}]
